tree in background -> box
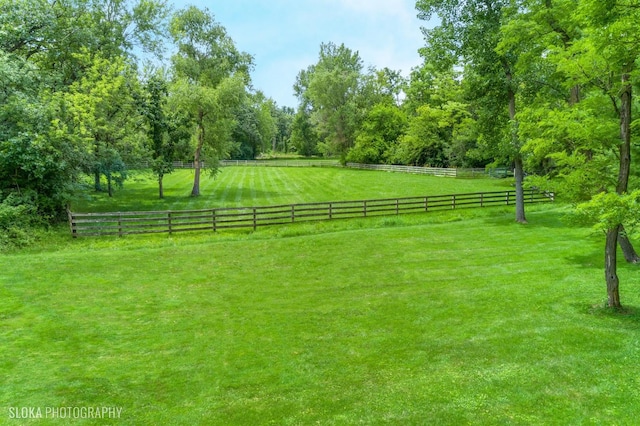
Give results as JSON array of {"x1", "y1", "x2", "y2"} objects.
[
  {"x1": 142, "y1": 71, "x2": 174, "y2": 199},
  {"x1": 169, "y1": 5, "x2": 252, "y2": 196},
  {"x1": 346, "y1": 104, "x2": 407, "y2": 164},
  {"x1": 230, "y1": 92, "x2": 275, "y2": 160},
  {"x1": 273, "y1": 106, "x2": 295, "y2": 153},
  {"x1": 294, "y1": 42, "x2": 365, "y2": 160},
  {"x1": 290, "y1": 107, "x2": 320, "y2": 157}
]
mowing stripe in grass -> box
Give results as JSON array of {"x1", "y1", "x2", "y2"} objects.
[{"x1": 73, "y1": 167, "x2": 513, "y2": 213}]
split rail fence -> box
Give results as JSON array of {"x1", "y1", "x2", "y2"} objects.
[
  {"x1": 165, "y1": 161, "x2": 507, "y2": 178},
  {"x1": 68, "y1": 189, "x2": 554, "y2": 237}
]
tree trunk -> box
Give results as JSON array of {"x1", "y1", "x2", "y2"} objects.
[
  {"x1": 107, "y1": 172, "x2": 113, "y2": 197},
  {"x1": 617, "y1": 72, "x2": 632, "y2": 195},
  {"x1": 505, "y1": 69, "x2": 527, "y2": 224},
  {"x1": 603, "y1": 71, "x2": 634, "y2": 305},
  {"x1": 613, "y1": 73, "x2": 636, "y2": 262},
  {"x1": 605, "y1": 225, "x2": 622, "y2": 308},
  {"x1": 514, "y1": 154, "x2": 527, "y2": 224},
  {"x1": 94, "y1": 170, "x2": 102, "y2": 192},
  {"x1": 158, "y1": 173, "x2": 164, "y2": 199},
  {"x1": 618, "y1": 226, "x2": 640, "y2": 263},
  {"x1": 191, "y1": 112, "x2": 204, "y2": 197}
]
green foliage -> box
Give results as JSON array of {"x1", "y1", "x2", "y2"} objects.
[
  {"x1": 346, "y1": 104, "x2": 407, "y2": 164},
  {"x1": 230, "y1": 92, "x2": 279, "y2": 159},
  {"x1": 389, "y1": 105, "x2": 460, "y2": 167},
  {"x1": 574, "y1": 190, "x2": 640, "y2": 232},
  {"x1": 0, "y1": 191, "x2": 44, "y2": 250},
  {"x1": 295, "y1": 42, "x2": 365, "y2": 158},
  {"x1": 290, "y1": 108, "x2": 320, "y2": 157}
]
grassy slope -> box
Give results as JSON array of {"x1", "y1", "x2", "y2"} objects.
[{"x1": 2, "y1": 168, "x2": 640, "y2": 424}]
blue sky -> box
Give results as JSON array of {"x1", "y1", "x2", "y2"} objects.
[{"x1": 171, "y1": 0, "x2": 435, "y2": 108}]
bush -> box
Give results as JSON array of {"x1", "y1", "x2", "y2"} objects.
[{"x1": 0, "y1": 192, "x2": 45, "y2": 250}]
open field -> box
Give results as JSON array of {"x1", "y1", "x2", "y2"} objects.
[
  {"x1": 72, "y1": 166, "x2": 513, "y2": 213},
  {"x1": 2, "y1": 167, "x2": 640, "y2": 424}
]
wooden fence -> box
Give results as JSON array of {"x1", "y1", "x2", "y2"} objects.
[
  {"x1": 167, "y1": 160, "x2": 340, "y2": 169},
  {"x1": 68, "y1": 189, "x2": 554, "y2": 237},
  {"x1": 164, "y1": 161, "x2": 506, "y2": 178},
  {"x1": 345, "y1": 163, "x2": 491, "y2": 177}
]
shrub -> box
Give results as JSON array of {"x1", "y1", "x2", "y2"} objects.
[{"x1": 0, "y1": 192, "x2": 45, "y2": 250}]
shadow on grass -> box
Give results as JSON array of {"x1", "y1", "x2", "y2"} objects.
[
  {"x1": 580, "y1": 303, "x2": 640, "y2": 327},
  {"x1": 73, "y1": 186, "x2": 285, "y2": 212},
  {"x1": 479, "y1": 204, "x2": 573, "y2": 229}
]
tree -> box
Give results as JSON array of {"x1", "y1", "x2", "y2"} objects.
[
  {"x1": 273, "y1": 106, "x2": 294, "y2": 153},
  {"x1": 0, "y1": 0, "x2": 169, "y2": 215},
  {"x1": 142, "y1": 71, "x2": 175, "y2": 199},
  {"x1": 506, "y1": 0, "x2": 640, "y2": 307},
  {"x1": 562, "y1": 0, "x2": 640, "y2": 307},
  {"x1": 290, "y1": 107, "x2": 319, "y2": 157},
  {"x1": 346, "y1": 103, "x2": 407, "y2": 164},
  {"x1": 230, "y1": 93, "x2": 275, "y2": 160},
  {"x1": 417, "y1": 0, "x2": 528, "y2": 223},
  {"x1": 169, "y1": 5, "x2": 252, "y2": 196},
  {"x1": 294, "y1": 42, "x2": 365, "y2": 160},
  {"x1": 53, "y1": 52, "x2": 146, "y2": 197}
]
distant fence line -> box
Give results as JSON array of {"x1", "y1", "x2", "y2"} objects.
[
  {"x1": 68, "y1": 189, "x2": 554, "y2": 238},
  {"x1": 160, "y1": 160, "x2": 509, "y2": 178}
]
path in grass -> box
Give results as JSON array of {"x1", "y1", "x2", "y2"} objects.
[
  {"x1": 74, "y1": 166, "x2": 512, "y2": 213},
  {"x1": 2, "y1": 207, "x2": 640, "y2": 424}
]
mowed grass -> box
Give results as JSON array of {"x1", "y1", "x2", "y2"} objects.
[
  {"x1": 72, "y1": 166, "x2": 512, "y2": 212},
  {"x1": 2, "y1": 167, "x2": 640, "y2": 424}
]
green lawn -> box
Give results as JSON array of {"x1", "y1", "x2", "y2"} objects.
[
  {"x1": 2, "y1": 167, "x2": 639, "y2": 424},
  {"x1": 72, "y1": 166, "x2": 512, "y2": 212}
]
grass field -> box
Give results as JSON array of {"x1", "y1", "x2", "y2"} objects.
[
  {"x1": 2, "y1": 167, "x2": 640, "y2": 424},
  {"x1": 72, "y1": 166, "x2": 513, "y2": 212}
]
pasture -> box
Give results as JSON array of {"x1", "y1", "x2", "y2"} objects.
[
  {"x1": 2, "y1": 167, "x2": 640, "y2": 424},
  {"x1": 73, "y1": 166, "x2": 512, "y2": 212}
]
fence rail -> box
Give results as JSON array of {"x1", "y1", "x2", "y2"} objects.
[
  {"x1": 163, "y1": 161, "x2": 506, "y2": 178},
  {"x1": 345, "y1": 163, "x2": 513, "y2": 178},
  {"x1": 68, "y1": 189, "x2": 554, "y2": 237}
]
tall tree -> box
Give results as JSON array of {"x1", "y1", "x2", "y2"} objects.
[
  {"x1": 567, "y1": 0, "x2": 640, "y2": 307},
  {"x1": 55, "y1": 52, "x2": 146, "y2": 197},
  {"x1": 417, "y1": 0, "x2": 528, "y2": 223},
  {"x1": 169, "y1": 6, "x2": 252, "y2": 196},
  {"x1": 142, "y1": 71, "x2": 175, "y2": 199},
  {"x1": 294, "y1": 42, "x2": 365, "y2": 160},
  {"x1": 508, "y1": 0, "x2": 639, "y2": 306}
]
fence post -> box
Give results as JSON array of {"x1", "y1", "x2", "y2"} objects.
[
  {"x1": 67, "y1": 209, "x2": 77, "y2": 238},
  {"x1": 252, "y1": 208, "x2": 257, "y2": 230},
  {"x1": 212, "y1": 209, "x2": 217, "y2": 232},
  {"x1": 291, "y1": 205, "x2": 295, "y2": 223},
  {"x1": 424, "y1": 197, "x2": 429, "y2": 212},
  {"x1": 506, "y1": 191, "x2": 510, "y2": 205},
  {"x1": 118, "y1": 213, "x2": 123, "y2": 237},
  {"x1": 396, "y1": 199, "x2": 399, "y2": 215},
  {"x1": 329, "y1": 203, "x2": 333, "y2": 220},
  {"x1": 363, "y1": 200, "x2": 367, "y2": 217},
  {"x1": 452, "y1": 195, "x2": 456, "y2": 209}
]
